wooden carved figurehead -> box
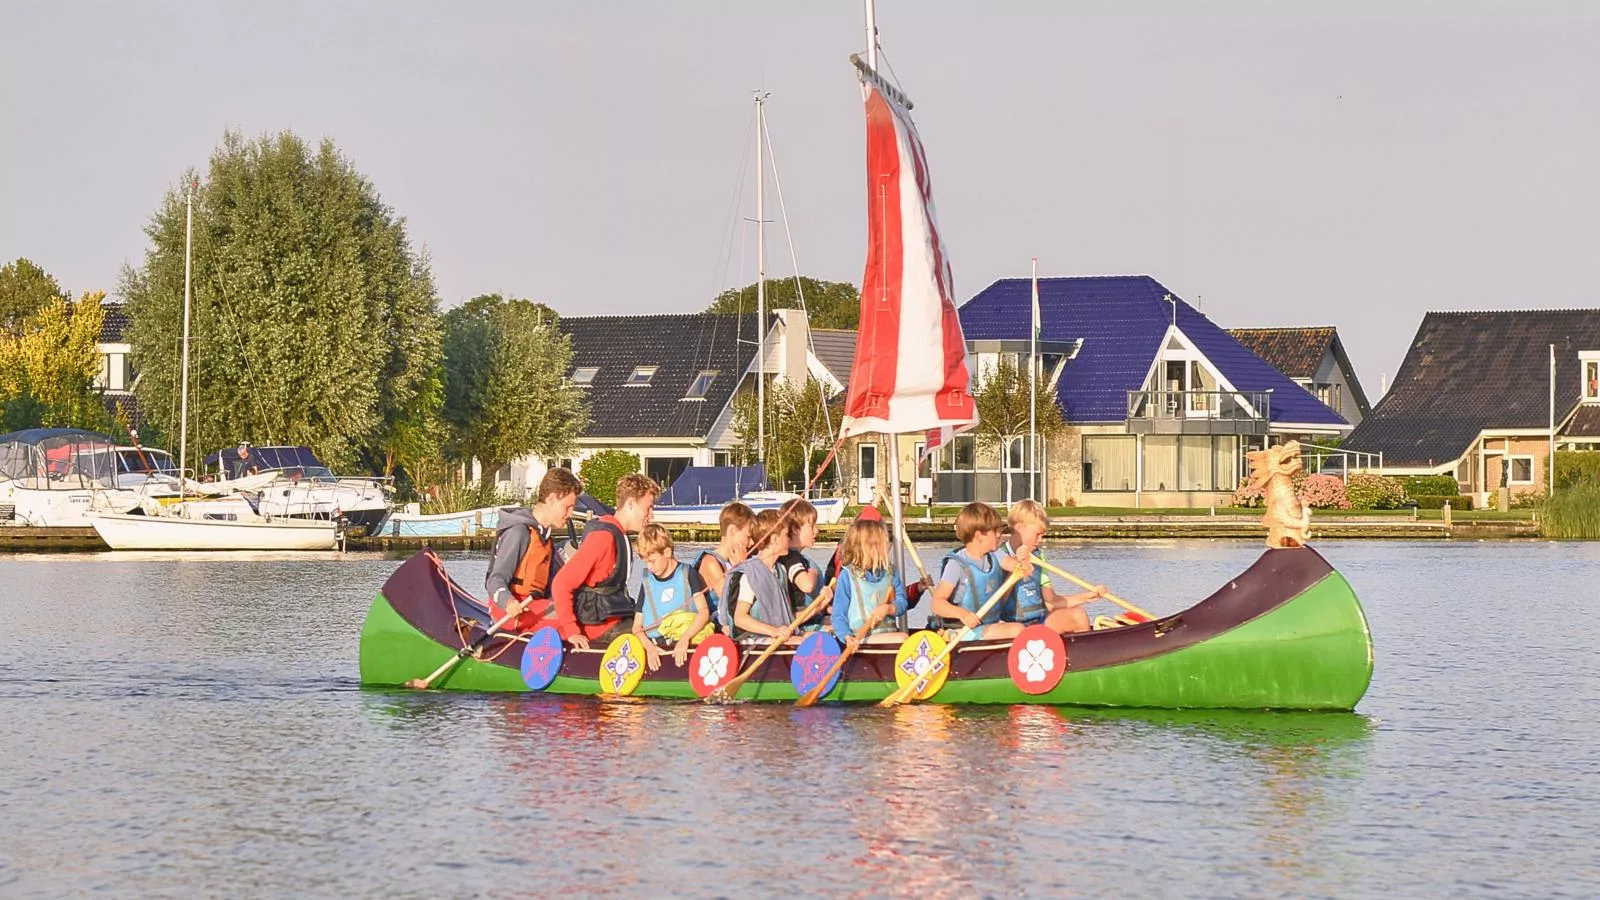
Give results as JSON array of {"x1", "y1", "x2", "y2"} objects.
[{"x1": 1246, "y1": 440, "x2": 1312, "y2": 549}]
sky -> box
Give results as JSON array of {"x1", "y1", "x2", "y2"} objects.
[{"x1": 5, "y1": 1, "x2": 1600, "y2": 395}]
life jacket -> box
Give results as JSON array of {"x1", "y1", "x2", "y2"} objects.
[
  {"x1": 843, "y1": 567, "x2": 901, "y2": 636},
  {"x1": 934, "y1": 549, "x2": 1005, "y2": 628},
  {"x1": 723, "y1": 557, "x2": 790, "y2": 640},
  {"x1": 638, "y1": 562, "x2": 694, "y2": 639},
  {"x1": 695, "y1": 549, "x2": 729, "y2": 629},
  {"x1": 777, "y1": 549, "x2": 818, "y2": 620},
  {"x1": 508, "y1": 526, "x2": 554, "y2": 601},
  {"x1": 1001, "y1": 543, "x2": 1047, "y2": 624},
  {"x1": 572, "y1": 518, "x2": 635, "y2": 625}
]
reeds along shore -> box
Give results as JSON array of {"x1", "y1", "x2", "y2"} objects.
[{"x1": 1540, "y1": 484, "x2": 1600, "y2": 539}]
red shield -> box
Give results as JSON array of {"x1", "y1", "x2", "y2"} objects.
[
  {"x1": 688, "y1": 634, "x2": 741, "y2": 699},
  {"x1": 1006, "y1": 624, "x2": 1066, "y2": 695}
]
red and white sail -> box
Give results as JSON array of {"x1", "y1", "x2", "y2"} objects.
[{"x1": 840, "y1": 58, "x2": 977, "y2": 441}]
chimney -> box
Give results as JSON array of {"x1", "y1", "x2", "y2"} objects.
[{"x1": 777, "y1": 308, "x2": 809, "y2": 384}]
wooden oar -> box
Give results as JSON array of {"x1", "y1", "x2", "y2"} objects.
[
  {"x1": 879, "y1": 568, "x2": 1024, "y2": 708},
  {"x1": 405, "y1": 598, "x2": 529, "y2": 690},
  {"x1": 1029, "y1": 556, "x2": 1154, "y2": 622},
  {"x1": 795, "y1": 617, "x2": 875, "y2": 708},
  {"x1": 706, "y1": 582, "x2": 834, "y2": 703}
]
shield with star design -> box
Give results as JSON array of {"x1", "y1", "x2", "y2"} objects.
[
  {"x1": 519, "y1": 626, "x2": 565, "y2": 691},
  {"x1": 1006, "y1": 624, "x2": 1066, "y2": 695},
  {"x1": 892, "y1": 630, "x2": 951, "y2": 700},
  {"x1": 598, "y1": 633, "x2": 646, "y2": 696},
  {"x1": 790, "y1": 632, "x2": 843, "y2": 699}
]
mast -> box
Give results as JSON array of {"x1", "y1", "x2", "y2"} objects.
[
  {"x1": 178, "y1": 180, "x2": 194, "y2": 482},
  {"x1": 1030, "y1": 256, "x2": 1039, "y2": 500},
  {"x1": 755, "y1": 91, "x2": 768, "y2": 468}
]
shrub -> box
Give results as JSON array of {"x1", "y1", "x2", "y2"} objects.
[
  {"x1": 1411, "y1": 494, "x2": 1473, "y2": 510},
  {"x1": 1345, "y1": 473, "x2": 1407, "y2": 510},
  {"x1": 1554, "y1": 451, "x2": 1600, "y2": 490},
  {"x1": 1230, "y1": 480, "x2": 1265, "y2": 508},
  {"x1": 579, "y1": 449, "x2": 641, "y2": 507},
  {"x1": 1400, "y1": 475, "x2": 1460, "y2": 496},
  {"x1": 1297, "y1": 474, "x2": 1350, "y2": 510}
]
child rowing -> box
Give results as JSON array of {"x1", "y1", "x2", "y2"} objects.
[
  {"x1": 549, "y1": 473, "x2": 660, "y2": 649},
  {"x1": 927, "y1": 501, "x2": 1030, "y2": 641},
  {"x1": 482, "y1": 468, "x2": 581, "y2": 632},
  {"x1": 696, "y1": 501, "x2": 754, "y2": 633},
  {"x1": 1000, "y1": 499, "x2": 1105, "y2": 634},
  {"x1": 828, "y1": 515, "x2": 909, "y2": 645},
  {"x1": 725, "y1": 508, "x2": 817, "y2": 644},
  {"x1": 631, "y1": 524, "x2": 713, "y2": 671},
  {"x1": 776, "y1": 497, "x2": 824, "y2": 631}
]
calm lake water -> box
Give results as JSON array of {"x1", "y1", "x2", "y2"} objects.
[{"x1": 2, "y1": 540, "x2": 1597, "y2": 897}]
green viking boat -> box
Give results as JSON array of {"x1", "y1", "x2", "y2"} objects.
[{"x1": 358, "y1": 544, "x2": 1373, "y2": 709}]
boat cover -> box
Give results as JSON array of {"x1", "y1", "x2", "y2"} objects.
[{"x1": 658, "y1": 465, "x2": 768, "y2": 507}]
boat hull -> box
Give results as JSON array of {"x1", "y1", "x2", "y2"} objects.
[
  {"x1": 359, "y1": 546, "x2": 1373, "y2": 709},
  {"x1": 650, "y1": 496, "x2": 847, "y2": 526},
  {"x1": 383, "y1": 507, "x2": 501, "y2": 537},
  {"x1": 90, "y1": 512, "x2": 339, "y2": 551}
]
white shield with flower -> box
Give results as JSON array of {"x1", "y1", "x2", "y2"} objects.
[
  {"x1": 1018, "y1": 639, "x2": 1054, "y2": 683},
  {"x1": 698, "y1": 645, "x2": 729, "y2": 687}
]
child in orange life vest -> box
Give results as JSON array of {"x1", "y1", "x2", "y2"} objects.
[
  {"x1": 484, "y1": 468, "x2": 582, "y2": 632},
  {"x1": 727, "y1": 508, "x2": 811, "y2": 643},
  {"x1": 999, "y1": 499, "x2": 1104, "y2": 634},
  {"x1": 631, "y1": 524, "x2": 714, "y2": 671},
  {"x1": 828, "y1": 516, "x2": 909, "y2": 645},
  {"x1": 696, "y1": 501, "x2": 754, "y2": 633},
  {"x1": 927, "y1": 501, "x2": 1031, "y2": 641}
]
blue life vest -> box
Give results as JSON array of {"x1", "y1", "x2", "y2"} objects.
[
  {"x1": 638, "y1": 563, "x2": 695, "y2": 639},
  {"x1": 939, "y1": 549, "x2": 1005, "y2": 627},
  {"x1": 695, "y1": 549, "x2": 729, "y2": 629},
  {"x1": 1003, "y1": 544, "x2": 1047, "y2": 624},
  {"x1": 843, "y1": 567, "x2": 900, "y2": 636}
]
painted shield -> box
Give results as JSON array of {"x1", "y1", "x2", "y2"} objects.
[
  {"x1": 519, "y1": 626, "x2": 565, "y2": 691},
  {"x1": 1006, "y1": 624, "x2": 1066, "y2": 695},
  {"x1": 688, "y1": 633, "x2": 740, "y2": 699},
  {"x1": 790, "y1": 632, "x2": 843, "y2": 699},
  {"x1": 893, "y1": 630, "x2": 951, "y2": 700},
  {"x1": 598, "y1": 634, "x2": 647, "y2": 696}
]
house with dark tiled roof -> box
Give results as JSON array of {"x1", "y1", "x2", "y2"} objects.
[
  {"x1": 905, "y1": 275, "x2": 1351, "y2": 508},
  {"x1": 1342, "y1": 309, "x2": 1600, "y2": 505},
  {"x1": 499, "y1": 309, "x2": 851, "y2": 492},
  {"x1": 1228, "y1": 326, "x2": 1371, "y2": 427},
  {"x1": 95, "y1": 298, "x2": 133, "y2": 397}
]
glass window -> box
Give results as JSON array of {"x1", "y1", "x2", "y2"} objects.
[
  {"x1": 1081, "y1": 435, "x2": 1136, "y2": 491},
  {"x1": 858, "y1": 442, "x2": 877, "y2": 480},
  {"x1": 1179, "y1": 435, "x2": 1213, "y2": 491},
  {"x1": 713, "y1": 451, "x2": 732, "y2": 467},
  {"x1": 1586, "y1": 360, "x2": 1599, "y2": 402},
  {"x1": 626, "y1": 366, "x2": 657, "y2": 386},
  {"x1": 952, "y1": 435, "x2": 975, "y2": 471},
  {"x1": 1005, "y1": 436, "x2": 1025, "y2": 470},
  {"x1": 1142, "y1": 436, "x2": 1178, "y2": 492},
  {"x1": 645, "y1": 456, "x2": 688, "y2": 487},
  {"x1": 571, "y1": 367, "x2": 599, "y2": 385},
  {"x1": 684, "y1": 370, "x2": 717, "y2": 399},
  {"x1": 1213, "y1": 436, "x2": 1239, "y2": 491},
  {"x1": 1508, "y1": 456, "x2": 1534, "y2": 484}
]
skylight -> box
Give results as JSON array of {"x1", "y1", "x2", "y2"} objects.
[
  {"x1": 571, "y1": 367, "x2": 598, "y2": 386},
  {"x1": 683, "y1": 370, "x2": 718, "y2": 400},
  {"x1": 625, "y1": 366, "x2": 658, "y2": 387}
]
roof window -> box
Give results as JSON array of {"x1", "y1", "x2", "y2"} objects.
[
  {"x1": 683, "y1": 370, "x2": 718, "y2": 400},
  {"x1": 571, "y1": 367, "x2": 599, "y2": 386},
  {"x1": 625, "y1": 366, "x2": 658, "y2": 387},
  {"x1": 1583, "y1": 355, "x2": 1599, "y2": 404}
]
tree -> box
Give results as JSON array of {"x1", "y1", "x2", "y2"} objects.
[
  {"x1": 706, "y1": 277, "x2": 860, "y2": 330},
  {"x1": 0, "y1": 258, "x2": 68, "y2": 337},
  {"x1": 440, "y1": 294, "x2": 587, "y2": 475},
  {"x1": 579, "y1": 449, "x2": 640, "y2": 507},
  {"x1": 121, "y1": 130, "x2": 442, "y2": 472},
  {"x1": 731, "y1": 375, "x2": 840, "y2": 489},
  {"x1": 971, "y1": 357, "x2": 1067, "y2": 500},
  {"x1": 0, "y1": 291, "x2": 109, "y2": 430}
]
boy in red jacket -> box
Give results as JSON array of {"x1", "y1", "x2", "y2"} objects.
[{"x1": 549, "y1": 473, "x2": 660, "y2": 649}]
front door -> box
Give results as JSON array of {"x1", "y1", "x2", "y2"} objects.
[{"x1": 857, "y1": 442, "x2": 877, "y2": 505}]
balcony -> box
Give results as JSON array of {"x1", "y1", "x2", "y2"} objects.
[{"x1": 1126, "y1": 389, "x2": 1272, "y2": 435}]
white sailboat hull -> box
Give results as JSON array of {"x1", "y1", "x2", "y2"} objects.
[{"x1": 90, "y1": 512, "x2": 338, "y2": 551}]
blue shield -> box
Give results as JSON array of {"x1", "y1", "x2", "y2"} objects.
[
  {"x1": 520, "y1": 627, "x2": 565, "y2": 691},
  {"x1": 790, "y1": 632, "x2": 843, "y2": 699}
]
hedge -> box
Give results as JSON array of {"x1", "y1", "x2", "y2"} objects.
[
  {"x1": 1411, "y1": 494, "x2": 1474, "y2": 510},
  {"x1": 1400, "y1": 475, "x2": 1460, "y2": 496},
  {"x1": 1554, "y1": 451, "x2": 1600, "y2": 489}
]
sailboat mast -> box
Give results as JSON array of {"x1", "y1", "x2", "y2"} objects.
[
  {"x1": 178, "y1": 180, "x2": 194, "y2": 481},
  {"x1": 755, "y1": 91, "x2": 767, "y2": 466},
  {"x1": 1030, "y1": 256, "x2": 1039, "y2": 500}
]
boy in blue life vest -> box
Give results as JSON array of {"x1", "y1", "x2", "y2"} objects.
[
  {"x1": 927, "y1": 502, "x2": 1030, "y2": 641},
  {"x1": 695, "y1": 501, "x2": 754, "y2": 633},
  {"x1": 829, "y1": 516, "x2": 909, "y2": 645},
  {"x1": 999, "y1": 499, "x2": 1104, "y2": 634},
  {"x1": 630, "y1": 523, "x2": 713, "y2": 672}
]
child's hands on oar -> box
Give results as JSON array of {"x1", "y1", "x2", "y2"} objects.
[
  {"x1": 1029, "y1": 556, "x2": 1152, "y2": 621},
  {"x1": 796, "y1": 614, "x2": 876, "y2": 708},
  {"x1": 706, "y1": 580, "x2": 835, "y2": 703},
  {"x1": 880, "y1": 568, "x2": 1023, "y2": 708}
]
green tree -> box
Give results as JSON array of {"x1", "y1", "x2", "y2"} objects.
[
  {"x1": 440, "y1": 294, "x2": 587, "y2": 475},
  {"x1": 707, "y1": 277, "x2": 860, "y2": 330},
  {"x1": 972, "y1": 357, "x2": 1066, "y2": 498},
  {"x1": 579, "y1": 449, "x2": 641, "y2": 507},
  {"x1": 0, "y1": 291, "x2": 109, "y2": 429},
  {"x1": 121, "y1": 130, "x2": 442, "y2": 472},
  {"x1": 731, "y1": 375, "x2": 840, "y2": 488},
  {"x1": 0, "y1": 258, "x2": 69, "y2": 337}
]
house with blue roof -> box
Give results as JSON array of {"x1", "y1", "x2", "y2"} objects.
[{"x1": 938, "y1": 275, "x2": 1351, "y2": 507}]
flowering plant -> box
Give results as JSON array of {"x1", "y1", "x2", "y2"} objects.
[{"x1": 1297, "y1": 474, "x2": 1350, "y2": 510}]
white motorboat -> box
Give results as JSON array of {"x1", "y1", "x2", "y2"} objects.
[
  {"x1": 205, "y1": 444, "x2": 391, "y2": 534},
  {"x1": 90, "y1": 509, "x2": 338, "y2": 551},
  {"x1": 0, "y1": 429, "x2": 148, "y2": 526}
]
